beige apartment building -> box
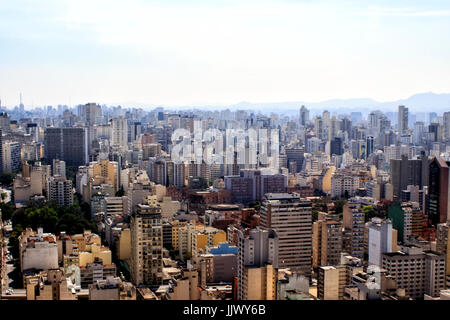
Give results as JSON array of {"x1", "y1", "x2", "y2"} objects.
[
  {"x1": 130, "y1": 198, "x2": 163, "y2": 286},
  {"x1": 260, "y1": 193, "x2": 312, "y2": 276}
]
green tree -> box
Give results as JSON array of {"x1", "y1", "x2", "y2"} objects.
[
  {"x1": 183, "y1": 251, "x2": 192, "y2": 261},
  {"x1": 363, "y1": 205, "x2": 376, "y2": 222},
  {"x1": 331, "y1": 199, "x2": 346, "y2": 215},
  {"x1": 249, "y1": 201, "x2": 261, "y2": 211},
  {"x1": 10, "y1": 200, "x2": 98, "y2": 243},
  {"x1": 312, "y1": 210, "x2": 319, "y2": 222},
  {"x1": 115, "y1": 187, "x2": 125, "y2": 197},
  {"x1": 0, "y1": 202, "x2": 15, "y2": 221},
  {"x1": 0, "y1": 172, "x2": 16, "y2": 186}
]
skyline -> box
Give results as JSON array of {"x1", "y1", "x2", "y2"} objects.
[
  {"x1": 1, "y1": 92, "x2": 449, "y2": 116},
  {"x1": 1, "y1": 0, "x2": 450, "y2": 107}
]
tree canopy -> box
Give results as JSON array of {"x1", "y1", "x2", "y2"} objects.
[{"x1": 8, "y1": 200, "x2": 97, "y2": 260}]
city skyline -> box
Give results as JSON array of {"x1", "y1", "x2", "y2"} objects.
[{"x1": 2, "y1": 0, "x2": 450, "y2": 308}]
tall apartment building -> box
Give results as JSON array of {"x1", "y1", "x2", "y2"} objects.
[
  {"x1": 285, "y1": 147, "x2": 305, "y2": 173},
  {"x1": 388, "y1": 202, "x2": 423, "y2": 243},
  {"x1": 436, "y1": 223, "x2": 450, "y2": 287},
  {"x1": 0, "y1": 113, "x2": 10, "y2": 134},
  {"x1": 382, "y1": 245, "x2": 445, "y2": 299},
  {"x1": 111, "y1": 117, "x2": 128, "y2": 148},
  {"x1": 330, "y1": 171, "x2": 359, "y2": 198},
  {"x1": 444, "y1": 111, "x2": 450, "y2": 141},
  {"x1": 163, "y1": 160, "x2": 186, "y2": 188},
  {"x1": 47, "y1": 176, "x2": 73, "y2": 207},
  {"x1": 89, "y1": 159, "x2": 119, "y2": 192},
  {"x1": 398, "y1": 105, "x2": 409, "y2": 134},
  {"x1": 318, "y1": 266, "x2": 346, "y2": 300},
  {"x1": 312, "y1": 213, "x2": 343, "y2": 269},
  {"x1": 237, "y1": 227, "x2": 279, "y2": 300},
  {"x1": 130, "y1": 198, "x2": 163, "y2": 286},
  {"x1": 390, "y1": 154, "x2": 429, "y2": 198},
  {"x1": 260, "y1": 193, "x2": 312, "y2": 276},
  {"x1": 428, "y1": 157, "x2": 450, "y2": 225},
  {"x1": 342, "y1": 202, "x2": 365, "y2": 259},
  {"x1": 81, "y1": 102, "x2": 100, "y2": 126},
  {"x1": 299, "y1": 105, "x2": 309, "y2": 126},
  {"x1": 315, "y1": 116, "x2": 325, "y2": 140},
  {"x1": 52, "y1": 159, "x2": 66, "y2": 178},
  {"x1": 368, "y1": 218, "x2": 393, "y2": 267},
  {"x1": 44, "y1": 127, "x2": 88, "y2": 166},
  {"x1": 317, "y1": 253, "x2": 363, "y2": 300},
  {"x1": 2, "y1": 141, "x2": 21, "y2": 172},
  {"x1": 224, "y1": 169, "x2": 287, "y2": 203}
]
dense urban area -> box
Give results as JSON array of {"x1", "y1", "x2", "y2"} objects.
[{"x1": 1, "y1": 102, "x2": 450, "y2": 301}]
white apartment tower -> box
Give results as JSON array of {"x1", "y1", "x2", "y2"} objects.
[
  {"x1": 237, "y1": 227, "x2": 279, "y2": 300},
  {"x1": 47, "y1": 176, "x2": 73, "y2": 206},
  {"x1": 111, "y1": 117, "x2": 128, "y2": 149},
  {"x1": 52, "y1": 159, "x2": 66, "y2": 178}
]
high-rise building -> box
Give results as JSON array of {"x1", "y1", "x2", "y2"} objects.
[
  {"x1": 436, "y1": 223, "x2": 450, "y2": 288},
  {"x1": 367, "y1": 218, "x2": 393, "y2": 267},
  {"x1": 315, "y1": 116, "x2": 325, "y2": 140},
  {"x1": 89, "y1": 159, "x2": 119, "y2": 192},
  {"x1": 328, "y1": 116, "x2": 338, "y2": 141},
  {"x1": 52, "y1": 159, "x2": 66, "y2": 178},
  {"x1": 260, "y1": 193, "x2": 312, "y2": 276},
  {"x1": 366, "y1": 136, "x2": 374, "y2": 158},
  {"x1": 237, "y1": 227, "x2": 279, "y2": 300},
  {"x1": 44, "y1": 127, "x2": 88, "y2": 166},
  {"x1": 342, "y1": 202, "x2": 365, "y2": 259},
  {"x1": 299, "y1": 105, "x2": 309, "y2": 126},
  {"x1": 111, "y1": 117, "x2": 128, "y2": 148},
  {"x1": 330, "y1": 137, "x2": 343, "y2": 156},
  {"x1": 2, "y1": 141, "x2": 21, "y2": 172},
  {"x1": 443, "y1": 112, "x2": 450, "y2": 141},
  {"x1": 286, "y1": 147, "x2": 305, "y2": 173},
  {"x1": 398, "y1": 105, "x2": 409, "y2": 134},
  {"x1": 388, "y1": 202, "x2": 423, "y2": 244},
  {"x1": 81, "y1": 103, "x2": 100, "y2": 126},
  {"x1": 47, "y1": 176, "x2": 73, "y2": 207},
  {"x1": 390, "y1": 154, "x2": 429, "y2": 199},
  {"x1": 382, "y1": 245, "x2": 445, "y2": 299},
  {"x1": 317, "y1": 254, "x2": 363, "y2": 300},
  {"x1": 331, "y1": 171, "x2": 359, "y2": 198},
  {"x1": 428, "y1": 157, "x2": 450, "y2": 225},
  {"x1": 0, "y1": 112, "x2": 10, "y2": 134},
  {"x1": 312, "y1": 214, "x2": 343, "y2": 269},
  {"x1": 429, "y1": 123, "x2": 440, "y2": 142},
  {"x1": 224, "y1": 169, "x2": 287, "y2": 204},
  {"x1": 414, "y1": 122, "x2": 425, "y2": 145},
  {"x1": 130, "y1": 197, "x2": 163, "y2": 286}
]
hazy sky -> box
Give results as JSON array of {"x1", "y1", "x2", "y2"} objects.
[{"x1": 1, "y1": 0, "x2": 450, "y2": 108}]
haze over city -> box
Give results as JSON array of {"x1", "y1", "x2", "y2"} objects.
[{"x1": 2, "y1": 0, "x2": 450, "y2": 312}]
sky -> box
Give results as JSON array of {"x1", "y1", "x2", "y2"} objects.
[{"x1": 0, "y1": 0, "x2": 450, "y2": 108}]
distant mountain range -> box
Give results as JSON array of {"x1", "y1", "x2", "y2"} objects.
[
  {"x1": 112, "y1": 92, "x2": 450, "y2": 116},
  {"x1": 225, "y1": 92, "x2": 450, "y2": 115}
]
